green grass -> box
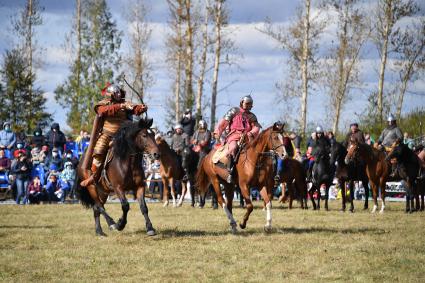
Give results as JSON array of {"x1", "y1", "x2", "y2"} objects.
[{"x1": 0, "y1": 200, "x2": 424, "y2": 282}]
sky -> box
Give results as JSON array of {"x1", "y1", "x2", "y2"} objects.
[{"x1": 0, "y1": 0, "x2": 424, "y2": 134}]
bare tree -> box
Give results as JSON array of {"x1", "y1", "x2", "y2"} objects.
[
  {"x1": 210, "y1": 0, "x2": 223, "y2": 131},
  {"x1": 391, "y1": 18, "x2": 425, "y2": 119},
  {"x1": 123, "y1": 0, "x2": 154, "y2": 103},
  {"x1": 372, "y1": 0, "x2": 418, "y2": 124},
  {"x1": 195, "y1": 0, "x2": 210, "y2": 123},
  {"x1": 322, "y1": 0, "x2": 371, "y2": 134},
  {"x1": 259, "y1": 0, "x2": 327, "y2": 136},
  {"x1": 166, "y1": 0, "x2": 184, "y2": 123},
  {"x1": 183, "y1": 0, "x2": 195, "y2": 109}
]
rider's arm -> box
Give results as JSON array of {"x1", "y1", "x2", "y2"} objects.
[
  {"x1": 248, "y1": 122, "x2": 261, "y2": 140},
  {"x1": 132, "y1": 104, "x2": 148, "y2": 116},
  {"x1": 96, "y1": 104, "x2": 123, "y2": 117},
  {"x1": 214, "y1": 119, "x2": 228, "y2": 139}
]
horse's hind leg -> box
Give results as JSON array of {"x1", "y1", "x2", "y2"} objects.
[
  {"x1": 324, "y1": 185, "x2": 329, "y2": 211},
  {"x1": 340, "y1": 180, "x2": 346, "y2": 212},
  {"x1": 177, "y1": 181, "x2": 187, "y2": 207},
  {"x1": 93, "y1": 206, "x2": 106, "y2": 236},
  {"x1": 239, "y1": 183, "x2": 254, "y2": 230},
  {"x1": 309, "y1": 185, "x2": 317, "y2": 210},
  {"x1": 137, "y1": 186, "x2": 156, "y2": 236},
  {"x1": 213, "y1": 178, "x2": 237, "y2": 233},
  {"x1": 363, "y1": 179, "x2": 369, "y2": 210}
]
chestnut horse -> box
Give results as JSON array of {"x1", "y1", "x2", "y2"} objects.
[
  {"x1": 345, "y1": 141, "x2": 390, "y2": 213},
  {"x1": 154, "y1": 136, "x2": 186, "y2": 207},
  {"x1": 277, "y1": 158, "x2": 308, "y2": 209},
  {"x1": 76, "y1": 118, "x2": 160, "y2": 236},
  {"x1": 196, "y1": 124, "x2": 286, "y2": 233}
]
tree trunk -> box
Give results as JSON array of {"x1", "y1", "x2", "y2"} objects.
[
  {"x1": 210, "y1": 0, "x2": 222, "y2": 131},
  {"x1": 76, "y1": 0, "x2": 82, "y2": 129},
  {"x1": 175, "y1": 2, "x2": 183, "y2": 123},
  {"x1": 184, "y1": 0, "x2": 194, "y2": 109},
  {"x1": 27, "y1": 0, "x2": 33, "y2": 130},
  {"x1": 196, "y1": 0, "x2": 209, "y2": 124},
  {"x1": 300, "y1": 0, "x2": 310, "y2": 137}
]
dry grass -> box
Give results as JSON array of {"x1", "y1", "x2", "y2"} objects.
[{"x1": 0, "y1": 200, "x2": 424, "y2": 282}]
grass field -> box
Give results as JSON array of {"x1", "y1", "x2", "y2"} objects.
[{"x1": 1, "y1": 200, "x2": 424, "y2": 282}]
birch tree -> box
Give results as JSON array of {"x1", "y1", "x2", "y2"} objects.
[
  {"x1": 260, "y1": 0, "x2": 327, "y2": 136},
  {"x1": 322, "y1": 0, "x2": 371, "y2": 134},
  {"x1": 372, "y1": 0, "x2": 418, "y2": 124},
  {"x1": 391, "y1": 18, "x2": 425, "y2": 119},
  {"x1": 123, "y1": 0, "x2": 154, "y2": 103}
]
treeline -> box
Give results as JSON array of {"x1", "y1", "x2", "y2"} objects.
[{"x1": 0, "y1": 0, "x2": 424, "y2": 136}]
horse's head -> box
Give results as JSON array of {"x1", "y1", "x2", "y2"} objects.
[
  {"x1": 344, "y1": 140, "x2": 359, "y2": 165},
  {"x1": 134, "y1": 118, "x2": 160, "y2": 160},
  {"x1": 267, "y1": 122, "x2": 287, "y2": 159},
  {"x1": 330, "y1": 142, "x2": 346, "y2": 165}
]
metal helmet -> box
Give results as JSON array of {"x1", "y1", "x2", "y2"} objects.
[
  {"x1": 198, "y1": 119, "x2": 207, "y2": 129},
  {"x1": 106, "y1": 84, "x2": 125, "y2": 101},
  {"x1": 240, "y1": 95, "x2": 253, "y2": 104},
  {"x1": 174, "y1": 124, "x2": 183, "y2": 130},
  {"x1": 316, "y1": 126, "x2": 323, "y2": 133},
  {"x1": 387, "y1": 113, "x2": 396, "y2": 122}
]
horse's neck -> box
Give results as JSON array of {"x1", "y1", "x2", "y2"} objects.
[
  {"x1": 361, "y1": 144, "x2": 379, "y2": 166},
  {"x1": 243, "y1": 134, "x2": 268, "y2": 164}
]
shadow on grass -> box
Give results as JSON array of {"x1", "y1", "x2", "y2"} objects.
[
  {"x1": 0, "y1": 225, "x2": 57, "y2": 229},
  {"x1": 276, "y1": 226, "x2": 387, "y2": 235},
  {"x1": 132, "y1": 225, "x2": 387, "y2": 238}
]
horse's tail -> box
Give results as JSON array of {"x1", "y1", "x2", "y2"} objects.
[
  {"x1": 75, "y1": 169, "x2": 95, "y2": 208},
  {"x1": 196, "y1": 157, "x2": 210, "y2": 196}
]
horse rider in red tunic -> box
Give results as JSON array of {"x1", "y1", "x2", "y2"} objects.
[
  {"x1": 80, "y1": 83, "x2": 148, "y2": 187},
  {"x1": 214, "y1": 95, "x2": 261, "y2": 183}
]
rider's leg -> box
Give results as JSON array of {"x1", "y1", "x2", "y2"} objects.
[
  {"x1": 226, "y1": 141, "x2": 238, "y2": 183},
  {"x1": 80, "y1": 134, "x2": 110, "y2": 187},
  {"x1": 275, "y1": 157, "x2": 283, "y2": 183}
]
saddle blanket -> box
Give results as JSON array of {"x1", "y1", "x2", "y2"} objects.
[{"x1": 212, "y1": 144, "x2": 229, "y2": 165}]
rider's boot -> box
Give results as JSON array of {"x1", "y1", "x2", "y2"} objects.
[
  {"x1": 226, "y1": 155, "x2": 235, "y2": 184},
  {"x1": 80, "y1": 164, "x2": 99, "y2": 187}
]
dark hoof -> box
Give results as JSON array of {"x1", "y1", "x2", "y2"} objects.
[
  {"x1": 264, "y1": 225, "x2": 272, "y2": 233},
  {"x1": 96, "y1": 231, "x2": 107, "y2": 237},
  {"x1": 147, "y1": 229, "x2": 156, "y2": 236},
  {"x1": 340, "y1": 208, "x2": 346, "y2": 212},
  {"x1": 239, "y1": 223, "x2": 246, "y2": 230},
  {"x1": 116, "y1": 219, "x2": 127, "y2": 231},
  {"x1": 349, "y1": 209, "x2": 354, "y2": 213}
]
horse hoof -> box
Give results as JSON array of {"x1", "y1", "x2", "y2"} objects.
[
  {"x1": 379, "y1": 210, "x2": 384, "y2": 214},
  {"x1": 264, "y1": 225, "x2": 272, "y2": 233},
  {"x1": 239, "y1": 223, "x2": 246, "y2": 230},
  {"x1": 109, "y1": 224, "x2": 117, "y2": 231},
  {"x1": 349, "y1": 209, "x2": 354, "y2": 213},
  {"x1": 146, "y1": 230, "x2": 156, "y2": 236},
  {"x1": 230, "y1": 225, "x2": 238, "y2": 234},
  {"x1": 96, "y1": 231, "x2": 107, "y2": 237},
  {"x1": 163, "y1": 201, "x2": 169, "y2": 207}
]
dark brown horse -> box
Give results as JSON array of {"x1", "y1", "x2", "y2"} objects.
[
  {"x1": 76, "y1": 118, "x2": 160, "y2": 236},
  {"x1": 154, "y1": 136, "x2": 186, "y2": 207},
  {"x1": 330, "y1": 141, "x2": 369, "y2": 212},
  {"x1": 196, "y1": 124, "x2": 286, "y2": 233},
  {"x1": 277, "y1": 158, "x2": 308, "y2": 209},
  {"x1": 345, "y1": 141, "x2": 390, "y2": 213}
]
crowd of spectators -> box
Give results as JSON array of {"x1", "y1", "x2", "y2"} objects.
[{"x1": 0, "y1": 122, "x2": 90, "y2": 204}]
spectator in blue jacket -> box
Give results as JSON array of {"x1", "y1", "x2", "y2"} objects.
[{"x1": 0, "y1": 122, "x2": 16, "y2": 150}]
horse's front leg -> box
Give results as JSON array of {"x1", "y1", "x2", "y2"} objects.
[
  {"x1": 363, "y1": 179, "x2": 369, "y2": 210},
  {"x1": 348, "y1": 181, "x2": 354, "y2": 213},
  {"x1": 177, "y1": 181, "x2": 187, "y2": 207},
  {"x1": 136, "y1": 185, "x2": 156, "y2": 236},
  {"x1": 239, "y1": 183, "x2": 254, "y2": 230},
  {"x1": 340, "y1": 180, "x2": 346, "y2": 212},
  {"x1": 93, "y1": 205, "x2": 106, "y2": 236},
  {"x1": 379, "y1": 179, "x2": 386, "y2": 214},
  {"x1": 162, "y1": 177, "x2": 169, "y2": 207},
  {"x1": 309, "y1": 184, "x2": 317, "y2": 210},
  {"x1": 324, "y1": 184, "x2": 329, "y2": 211},
  {"x1": 170, "y1": 179, "x2": 177, "y2": 207},
  {"x1": 260, "y1": 186, "x2": 272, "y2": 233},
  {"x1": 114, "y1": 186, "x2": 130, "y2": 231},
  {"x1": 370, "y1": 182, "x2": 379, "y2": 213}
]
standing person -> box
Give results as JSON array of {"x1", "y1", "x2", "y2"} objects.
[
  {"x1": 214, "y1": 95, "x2": 261, "y2": 183},
  {"x1": 31, "y1": 127, "x2": 45, "y2": 149},
  {"x1": 80, "y1": 83, "x2": 148, "y2": 187},
  {"x1": 45, "y1": 123, "x2": 67, "y2": 154},
  {"x1": 11, "y1": 150, "x2": 32, "y2": 204},
  {"x1": 146, "y1": 158, "x2": 163, "y2": 200},
  {"x1": 0, "y1": 122, "x2": 16, "y2": 150},
  {"x1": 191, "y1": 119, "x2": 211, "y2": 166},
  {"x1": 180, "y1": 108, "x2": 196, "y2": 137}
]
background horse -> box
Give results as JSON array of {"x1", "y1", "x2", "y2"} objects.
[
  {"x1": 196, "y1": 124, "x2": 286, "y2": 233},
  {"x1": 309, "y1": 145, "x2": 333, "y2": 210},
  {"x1": 387, "y1": 142, "x2": 420, "y2": 213},
  {"x1": 278, "y1": 158, "x2": 308, "y2": 209},
  {"x1": 180, "y1": 146, "x2": 199, "y2": 207},
  {"x1": 76, "y1": 118, "x2": 160, "y2": 236},
  {"x1": 330, "y1": 141, "x2": 369, "y2": 212},
  {"x1": 155, "y1": 136, "x2": 185, "y2": 207},
  {"x1": 345, "y1": 141, "x2": 389, "y2": 213}
]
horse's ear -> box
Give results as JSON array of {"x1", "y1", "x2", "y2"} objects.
[
  {"x1": 272, "y1": 122, "x2": 283, "y2": 133},
  {"x1": 146, "y1": 118, "x2": 153, "y2": 129}
]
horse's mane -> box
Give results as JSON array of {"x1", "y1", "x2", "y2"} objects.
[
  {"x1": 113, "y1": 119, "x2": 150, "y2": 160},
  {"x1": 247, "y1": 126, "x2": 272, "y2": 149}
]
